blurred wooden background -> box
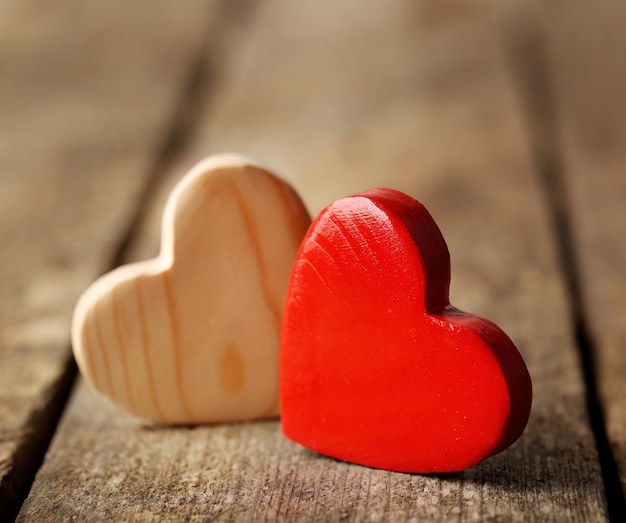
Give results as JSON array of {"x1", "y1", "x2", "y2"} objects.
[{"x1": 1, "y1": 0, "x2": 625, "y2": 520}]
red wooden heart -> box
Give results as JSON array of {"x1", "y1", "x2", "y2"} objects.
[{"x1": 280, "y1": 188, "x2": 532, "y2": 473}]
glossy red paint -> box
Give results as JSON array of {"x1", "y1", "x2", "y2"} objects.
[{"x1": 280, "y1": 188, "x2": 532, "y2": 473}]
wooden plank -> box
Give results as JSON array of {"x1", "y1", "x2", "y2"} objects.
[
  {"x1": 526, "y1": 0, "x2": 626, "y2": 502},
  {"x1": 0, "y1": 0, "x2": 212, "y2": 518},
  {"x1": 19, "y1": 0, "x2": 608, "y2": 520}
]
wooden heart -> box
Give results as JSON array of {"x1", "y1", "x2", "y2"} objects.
[
  {"x1": 280, "y1": 188, "x2": 532, "y2": 472},
  {"x1": 72, "y1": 154, "x2": 311, "y2": 423}
]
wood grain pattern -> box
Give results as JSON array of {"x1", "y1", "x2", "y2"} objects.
[
  {"x1": 72, "y1": 156, "x2": 311, "y2": 423},
  {"x1": 18, "y1": 0, "x2": 609, "y2": 520},
  {"x1": 0, "y1": 0, "x2": 213, "y2": 517},
  {"x1": 535, "y1": 0, "x2": 626, "y2": 499},
  {"x1": 496, "y1": 0, "x2": 626, "y2": 509}
]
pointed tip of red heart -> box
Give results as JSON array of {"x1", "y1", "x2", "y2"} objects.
[{"x1": 280, "y1": 188, "x2": 532, "y2": 473}]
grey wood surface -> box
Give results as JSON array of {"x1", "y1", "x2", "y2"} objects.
[
  {"x1": 0, "y1": 0, "x2": 215, "y2": 518},
  {"x1": 497, "y1": 0, "x2": 626, "y2": 509},
  {"x1": 1, "y1": 0, "x2": 624, "y2": 521},
  {"x1": 538, "y1": 0, "x2": 626, "y2": 501}
]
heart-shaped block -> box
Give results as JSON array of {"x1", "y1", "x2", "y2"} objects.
[
  {"x1": 280, "y1": 188, "x2": 532, "y2": 472},
  {"x1": 72, "y1": 154, "x2": 311, "y2": 423}
]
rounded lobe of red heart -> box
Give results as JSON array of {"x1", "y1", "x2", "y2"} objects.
[{"x1": 280, "y1": 189, "x2": 532, "y2": 473}]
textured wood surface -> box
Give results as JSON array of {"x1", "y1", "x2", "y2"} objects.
[
  {"x1": 497, "y1": 0, "x2": 626, "y2": 511},
  {"x1": 0, "y1": 0, "x2": 212, "y2": 518},
  {"x1": 538, "y1": 0, "x2": 626, "y2": 500},
  {"x1": 15, "y1": 0, "x2": 612, "y2": 521}
]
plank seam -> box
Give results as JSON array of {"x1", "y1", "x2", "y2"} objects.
[
  {"x1": 109, "y1": 0, "x2": 261, "y2": 268},
  {"x1": 0, "y1": 356, "x2": 77, "y2": 522},
  {"x1": 494, "y1": 3, "x2": 626, "y2": 521},
  {"x1": 10, "y1": 0, "x2": 261, "y2": 519}
]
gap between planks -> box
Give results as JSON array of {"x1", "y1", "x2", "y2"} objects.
[
  {"x1": 0, "y1": 356, "x2": 76, "y2": 522},
  {"x1": 495, "y1": 1, "x2": 626, "y2": 520},
  {"x1": 111, "y1": 0, "x2": 261, "y2": 268},
  {"x1": 1, "y1": 0, "x2": 258, "y2": 520}
]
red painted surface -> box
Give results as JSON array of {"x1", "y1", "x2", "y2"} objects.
[{"x1": 280, "y1": 188, "x2": 532, "y2": 473}]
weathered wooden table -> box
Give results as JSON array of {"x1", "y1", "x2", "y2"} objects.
[{"x1": 1, "y1": 0, "x2": 625, "y2": 521}]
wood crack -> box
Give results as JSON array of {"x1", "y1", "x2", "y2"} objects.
[
  {"x1": 6, "y1": 0, "x2": 259, "y2": 519},
  {"x1": 494, "y1": 2, "x2": 626, "y2": 520},
  {"x1": 0, "y1": 356, "x2": 77, "y2": 521}
]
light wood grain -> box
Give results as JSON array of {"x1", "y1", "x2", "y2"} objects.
[
  {"x1": 17, "y1": 0, "x2": 610, "y2": 521},
  {"x1": 72, "y1": 155, "x2": 310, "y2": 423},
  {"x1": 0, "y1": 0, "x2": 213, "y2": 517}
]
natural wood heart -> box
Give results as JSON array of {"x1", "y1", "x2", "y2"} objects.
[{"x1": 72, "y1": 154, "x2": 311, "y2": 423}]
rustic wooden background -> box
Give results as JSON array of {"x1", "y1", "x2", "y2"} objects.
[{"x1": 1, "y1": 0, "x2": 625, "y2": 521}]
